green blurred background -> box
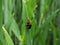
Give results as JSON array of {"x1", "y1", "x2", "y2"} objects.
[{"x1": 0, "y1": 0, "x2": 60, "y2": 45}]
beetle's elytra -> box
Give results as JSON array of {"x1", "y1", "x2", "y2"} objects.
[{"x1": 26, "y1": 19, "x2": 32, "y2": 29}]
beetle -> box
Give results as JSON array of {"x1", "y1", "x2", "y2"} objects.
[{"x1": 26, "y1": 19, "x2": 32, "y2": 29}]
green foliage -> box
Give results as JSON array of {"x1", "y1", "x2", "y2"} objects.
[
  {"x1": 2, "y1": 26, "x2": 14, "y2": 45},
  {"x1": 0, "y1": 0, "x2": 60, "y2": 45}
]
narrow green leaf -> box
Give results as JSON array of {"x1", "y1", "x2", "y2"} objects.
[
  {"x1": 0, "y1": 39, "x2": 3, "y2": 45},
  {"x1": 10, "y1": 18, "x2": 20, "y2": 40},
  {"x1": 50, "y1": 22, "x2": 57, "y2": 45},
  {"x1": 2, "y1": 26, "x2": 14, "y2": 45}
]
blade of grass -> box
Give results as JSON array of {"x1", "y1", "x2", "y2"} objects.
[
  {"x1": 0, "y1": 0, "x2": 6, "y2": 45},
  {"x1": 2, "y1": 26, "x2": 14, "y2": 45},
  {"x1": 50, "y1": 22, "x2": 57, "y2": 45},
  {"x1": 10, "y1": 18, "x2": 20, "y2": 41}
]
